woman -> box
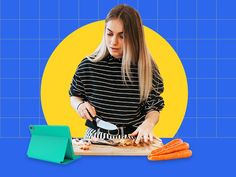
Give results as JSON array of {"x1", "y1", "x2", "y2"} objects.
[{"x1": 69, "y1": 4, "x2": 164, "y2": 144}]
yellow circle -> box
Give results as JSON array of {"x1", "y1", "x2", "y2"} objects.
[{"x1": 41, "y1": 20, "x2": 188, "y2": 138}]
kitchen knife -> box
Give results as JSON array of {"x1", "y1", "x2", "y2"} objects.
[{"x1": 87, "y1": 109, "x2": 118, "y2": 130}]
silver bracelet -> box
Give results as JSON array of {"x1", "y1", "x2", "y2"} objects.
[{"x1": 76, "y1": 102, "x2": 84, "y2": 110}]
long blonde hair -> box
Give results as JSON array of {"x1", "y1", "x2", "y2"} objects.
[{"x1": 87, "y1": 4, "x2": 162, "y2": 103}]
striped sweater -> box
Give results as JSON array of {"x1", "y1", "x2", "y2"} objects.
[{"x1": 69, "y1": 54, "x2": 164, "y2": 128}]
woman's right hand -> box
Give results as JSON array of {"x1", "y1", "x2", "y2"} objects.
[{"x1": 77, "y1": 101, "x2": 96, "y2": 121}]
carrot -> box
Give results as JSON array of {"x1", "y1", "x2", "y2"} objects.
[
  {"x1": 148, "y1": 149, "x2": 192, "y2": 161},
  {"x1": 150, "y1": 142, "x2": 189, "y2": 156},
  {"x1": 150, "y1": 138, "x2": 183, "y2": 155}
]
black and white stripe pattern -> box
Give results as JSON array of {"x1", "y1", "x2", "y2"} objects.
[
  {"x1": 69, "y1": 54, "x2": 164, "y2": 129},
  {"x1": 84, "y1": 127, "x2": 136, "y2": 139}
]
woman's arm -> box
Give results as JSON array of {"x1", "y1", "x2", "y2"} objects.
[
  {"x1": 145, "y1": 110, "x2": 160, "y2": 127},
  {"x1": 70, "y1": 96, "x2": 96, "y2": 121},
  {"x1": 131, "y1": 66, "x2": 164, "y2": 143}
]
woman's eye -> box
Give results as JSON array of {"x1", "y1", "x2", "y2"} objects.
[
  {"x1": 107, "y1": 33, "x2": 113, "y2": 36},
  {"x1": 120, "y1": 35, "x2": 124, "y2": 39}
]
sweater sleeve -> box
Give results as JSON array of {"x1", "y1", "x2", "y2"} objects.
[
  {"x1": 142, "y1": 67, "x2": 165, "y2": 114},
  {"x1": 69, "y1": 61, "x2": 87, "y2": 100}
]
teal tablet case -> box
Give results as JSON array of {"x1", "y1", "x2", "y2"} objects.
[{"x1": 27, "y1": 125, "x2": 80, "y2": 164}]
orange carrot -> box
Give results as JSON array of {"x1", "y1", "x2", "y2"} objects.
[
  {"x1": 148, "y1": 149, "x2": 192, "y2": 161},
  {"x1": 150, "y1": 138, "x2": 183, "y2": 155},
  {"x1": 150, "y1": 142, "x2": 189, "y2": 156}
]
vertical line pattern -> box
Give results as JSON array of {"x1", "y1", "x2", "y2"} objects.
[
  {"x1": 0, "y1": 0, "x2": 2, "y2": 137},
  {"x1": 19, "y1": 0, "x2": 21, "y2": 137},
  {"x1": 78, "y1": 0, "x2": 80, "y2": 28},
  {"x1": 215, "y1": 0, "x2": 218, "y2": 137},
  {"x1": 98, "y1": 0, "x2": 100, "y2": 20},
  {"x1": 58, "y1": 0, "x2": 60, "y2": 42},
  {"x1": 195, "y1": 0, "x2": 198, "y2": 138},
  {"x1": 39, "y1": 0, "x2": 41, "y2": 124},
  {"x1": 156, "y1": 0, "x2": 159, "y2": 33},
  {"x1": 176, "y1": 0, "x2": 179, "y2": 137}
]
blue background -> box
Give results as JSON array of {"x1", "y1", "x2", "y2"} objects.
[{"x1": 0, "y1": 0, "x2": 236, "y2": 176}]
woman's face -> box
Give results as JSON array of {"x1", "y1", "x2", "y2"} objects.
[{"x1": 105, "y1": 19, "x2": 124, "y2": 59}]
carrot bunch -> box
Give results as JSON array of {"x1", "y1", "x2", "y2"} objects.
[{"x1": 148, "y1": 138, "x2": 192, "y2": 161}]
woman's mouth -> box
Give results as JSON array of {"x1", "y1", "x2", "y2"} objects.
[{"x1": 110, "y1": 47, "x2": 119, "y2": 51}]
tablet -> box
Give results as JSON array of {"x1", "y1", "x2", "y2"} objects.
[{"x1": 27, "y1": 125, "x2": 80, "y2": 164}]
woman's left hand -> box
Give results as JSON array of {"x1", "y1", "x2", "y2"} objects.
[
  {"x1": 130, "y1": 119, "x2": 155, "y2": 144},
  {"x1": 130, "y1": 111, "x2": 160, "y2": 144}
]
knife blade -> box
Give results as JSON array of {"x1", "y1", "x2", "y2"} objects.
[
  {"x1": 87, "y1": 109, "x2": 118, "y2": 130},
  {"x1": 95, "y1": 117, "x2": 118, "y2": 130}
]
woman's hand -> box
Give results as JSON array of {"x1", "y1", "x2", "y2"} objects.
[
  {"x1": 131, "y1": 111, "x2": 160, "y2": 144},
  {"x1": 131, "y1": 119, "x2": 155, "y2": 144},
  {"x1": 77, "y1": 101, "x2": 96, "y2": 121}
]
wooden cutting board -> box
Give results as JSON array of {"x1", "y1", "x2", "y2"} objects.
[{"x1": 73, "y1": 144, "x2": 158, "y2": 156}]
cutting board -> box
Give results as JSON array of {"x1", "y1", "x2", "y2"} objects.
[{"x1": 73, "y1": 144, "x2": 158, "y2": 156}]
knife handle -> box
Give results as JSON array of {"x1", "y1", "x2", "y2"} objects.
[{"x1": 86, "y1": 108, "x2": 98, "y2": 128}]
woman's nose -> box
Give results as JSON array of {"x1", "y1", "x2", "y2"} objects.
[{"x1": 111, "y1": 36, "x2": 118, "y2": 45}]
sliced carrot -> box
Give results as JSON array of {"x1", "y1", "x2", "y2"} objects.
[
  {"x1": 150, "y1": 142, "x2": 189, "y2": 157},
  {"x1": 148, "y1": 149, "x2": 192, "y2": 161},
  {"x1": 150, "y1": 138, "x2": 183, "y2": 155}
]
